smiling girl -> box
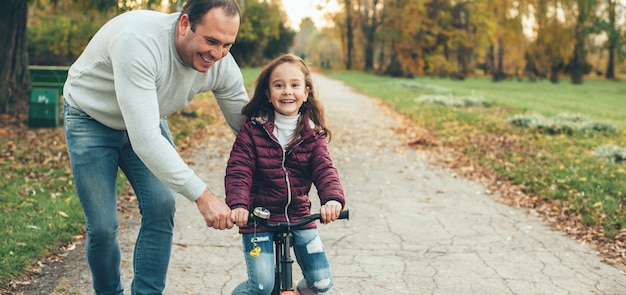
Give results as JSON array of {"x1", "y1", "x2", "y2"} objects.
[{"x1": 225, "y1": 54, "x2": 346, "y2": 295}]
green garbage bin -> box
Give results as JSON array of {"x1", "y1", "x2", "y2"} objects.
[{"x1": 29, "y1": 88, "x2": 60, "y2": 128}]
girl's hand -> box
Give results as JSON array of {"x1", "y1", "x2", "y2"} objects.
[
  {"x1": 231, "y1": 208, "x2": 250, "y2": 227},
  {"x1": 320, "y1": 202, "x2": 342, "y2": 224}
]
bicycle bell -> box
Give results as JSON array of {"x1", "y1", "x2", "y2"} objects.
[{"x1": 253, "y1": 207, "x2": 270, "y2": 219}]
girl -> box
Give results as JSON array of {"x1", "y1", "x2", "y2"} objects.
[{"x1": 225, "y1": 54, "x2": 346, "y2": 295}]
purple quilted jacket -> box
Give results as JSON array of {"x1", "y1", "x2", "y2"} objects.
[{"x1": 225, "y1": 114, "x2": 345, "y2": 234}]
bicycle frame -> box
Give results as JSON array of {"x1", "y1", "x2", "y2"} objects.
[
  {"x1": 250, "y1": 208, "x2": 349, "y2": 295},
  {"x1": 274, "y1": 230, "x2": 295, "y2": 294}
]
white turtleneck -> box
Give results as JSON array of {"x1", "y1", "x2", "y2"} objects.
[{"x1": 273, "y1": 111, "x2": 299, "y2": 148}]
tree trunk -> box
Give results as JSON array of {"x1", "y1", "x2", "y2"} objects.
[
  {"x1": 363, "y1": 28, "x2": 375, "y2": 71},
  {"x1": 344, "y1": 0, "x2": 354, "y2": 70},
  {"x1": 1, "y1": 0, "x2": 30, "y2": 115},
  {"x1": 549, "y1": 64, "x2": 560, "y2": 83},
  {"x1": 486, "y1": 45, "x2": 495, "y2": 75},
  {"x1": 497, "y1": 39, "x2": 504, "y2": 75},
  {"x1": 570, "y1": 0, "x2": 593, "y2": 85},
  {"x1": 605, "y1": 0, "x2": 616, "y2": 80},
  {"x1": 358, "y1": 0, "x2": 381, "y2": 72},
  {"x1": 492, "y1": 39, "x2": 506, "y2": 82},
  {"x1": 384, "y1": 46, "x2": 406, "y2": 77},
  {"x1": 570, "y1": 24, "x2": 585, "y2": 84},
  {"x1": 605, "y1": 42, "x2": 615, "y2": 80},
  {"x1": 457, "y1": 45, "x2": 469, "y2": 77}
]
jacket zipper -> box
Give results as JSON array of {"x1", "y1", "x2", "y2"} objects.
[
  {"x1": 281, "y1": 148, "x2": 291, "y2": 223},
  {"x1": 283, "y1": 138, "x2": 305, "y2": 223},
  {"x1": 261, "y1": 124, "x2": 294, "y2": 223}
]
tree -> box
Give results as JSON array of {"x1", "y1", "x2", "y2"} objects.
[
  {"x1": 571, "y1": 0, "x2": 598, "y2": 84},
  {"x1": 325, "y1": 0, "x2": 622, "y2": 81},
  {"x1": 231, "y1": 0, "x2": 294, "y2": 66},
  {"x1": 1, "y1": 0, "x2": 30, "y2": 114},
  {"x1": 377, "y1": 0, "x2": 412, "y2": 77},
  {"x1": 309, "y1": 27, "x2": 342, "y2": 68},
  {"x1": 331, "y1": 1, "x2": 357, "y2": 70},
  {"x1": 524, "y1": 0, "x2": 575, "y2": 83},
  {"x1": 450, "y1": 2, "x2": 472, "y2": 78},
  {"x1": 343, "y1": 0, "x2": 355, "y2": 70},
  {"x1": 379, "y1": 0, "x2": 427, "y2": 76},
  {"x1": 355, "y1": 0, "x2": 385, "y2": 71},
  {"x1": 490, "y1": 0, "x2": 507, "y2": 80},
  {"x1": 27, "y1": 1, "x2": 116, "y2": 65},
  {"x1": 1, "y1": 0, "x2": 132, "y2": 115},
  {"x1": 602, "y1": 0, "x2": 622, "y2": 79},
  {"x1": 290, "y1": 18, "x2": 317, "y2": 60}
]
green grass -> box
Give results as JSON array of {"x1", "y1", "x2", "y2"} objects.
[
  {"x1": 325, "y1": 70, "x2": 626, "y2": 238},
  {"x1": 0, "y1": 126, "x2": 82, "y2": 284},
  {"x1": 241, "y1": 67, "x2": 262, "y2": 89},
  {"x1": 0, "y1": 132, "x2": 141, "y2": 285},
  {"x1": 327, "y1": 73, "x2": 626, "y2": 128}
]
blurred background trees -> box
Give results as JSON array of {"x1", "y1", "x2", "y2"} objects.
[
  {"x1": 230, "y1": 0, "x2": 295, "y2": 66},
  {"x1": 326, "y1": 0, "x2": 625, "y2": 83},
  {"x1": 1, "y1": 0, "x2": 625, "y2": 115}
]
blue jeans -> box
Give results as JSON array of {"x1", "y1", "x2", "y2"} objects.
[
  {"x1": 231, "y1": 228, "x2": 333, "y2": 295},
  {"x1": 63, "y1": 102, "x2": 176, "y2": 295}
]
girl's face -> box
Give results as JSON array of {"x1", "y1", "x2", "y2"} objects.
[{"x1": 266, "y1": 63, "x2": 309, "y2": 117}]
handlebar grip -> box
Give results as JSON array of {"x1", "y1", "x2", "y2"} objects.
[
  {"x1": 245, "y1": 208, "x2": 349, "y2": 229},
  {"x1": 338, "y1": 209, "x2": 349, "y2": 220}
]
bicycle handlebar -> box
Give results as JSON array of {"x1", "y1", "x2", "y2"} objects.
[{"x1": 249, "y1": 209, "x2": 349, "y2": 231}]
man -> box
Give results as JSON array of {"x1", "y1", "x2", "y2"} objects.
[{"x1": 62, "y1": 0, "x2": 247, "y2": 294}]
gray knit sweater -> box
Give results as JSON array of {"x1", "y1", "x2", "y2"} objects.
[{"x1": 63, "y1": 10, "x2": 249, "y2": 201}]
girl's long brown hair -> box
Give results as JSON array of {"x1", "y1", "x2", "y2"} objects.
[{"x1": 242, "y1": 54, "x2": 332, "y2": 142}]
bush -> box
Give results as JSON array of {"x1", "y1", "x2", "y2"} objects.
[
  {"x1": 507, "y1": 112, "x2": 547, "y2": 128},
  {"x1": 400, "y1": 81, "x2": 451, "y2": 93},
  {"x1": 592, "y1": 145, "x2": 626, "y2": 163},
  {"x1": 507, "y1": 112, "x2": 619, "y2": 135},
  {"x1": 416, "y1": 94, "x2": 486, "y2": 107},
  {"x1": 27, "y1": 8, "x2": 110, "y2": 65}
]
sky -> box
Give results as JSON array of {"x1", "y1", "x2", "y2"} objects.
[
  {"x1": 280, "y1": 0, "x2": 626, "y2": 31},
  {"x1": 281, "y1": 0, "x2": 339, "y2": 29}
]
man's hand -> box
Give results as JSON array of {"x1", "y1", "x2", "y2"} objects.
[{"x1": 195, "y1": 189, "x2": 234, "y2": 230}]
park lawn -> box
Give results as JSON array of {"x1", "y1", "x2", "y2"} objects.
[
  {"x1": 0, "y1": 118, "x2": 84, "y2": 287},
  {"x1": 325, "y1": 72, "x2": 626, "y2": 128},
  {"x1": 324, "y1": 71, "x2": 626, "y2": 242}
]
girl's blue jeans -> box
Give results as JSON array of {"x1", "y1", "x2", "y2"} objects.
[
  {"x1": 231, "y1": 228, "x2": 333, "y2": 295},
  {"x1": 63, "y1": 102, "x2": 176, "y2": 295}
]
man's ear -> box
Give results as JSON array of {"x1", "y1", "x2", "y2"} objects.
[{"x1": 178, "y1": 14, "x2": 191, "y2": 35}]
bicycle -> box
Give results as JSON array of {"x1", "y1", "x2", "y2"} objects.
[{"x1": 247, "y1": 207, "x2": 350, "y2": 295}]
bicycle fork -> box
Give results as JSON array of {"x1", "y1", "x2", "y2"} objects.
[{"x1": 274, "y1": 231, "x2": 296, "y2": 295}]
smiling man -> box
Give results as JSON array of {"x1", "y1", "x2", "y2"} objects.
[{"x1": 62, "y1": 0, "x2": 249, "y2": 294}]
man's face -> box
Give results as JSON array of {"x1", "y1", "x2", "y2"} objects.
[{"x1": 175, "y1": 8, "x2": 239, "y2": 72}]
